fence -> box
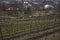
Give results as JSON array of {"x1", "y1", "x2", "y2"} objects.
[{"x1": 0, "y1": 1, "x2": 60, "y2": 40}]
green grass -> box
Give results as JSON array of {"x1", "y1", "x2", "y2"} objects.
[
  {"x1": 0, "y1": 11, "x2": 60, "y2": 36},
  {"x1": 0, "y1": 18, "x2": 60, "y2": 36}
]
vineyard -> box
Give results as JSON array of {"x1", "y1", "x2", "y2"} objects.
[{"x1": 0, "y1": 1, "x2": 60, "y2": 40}]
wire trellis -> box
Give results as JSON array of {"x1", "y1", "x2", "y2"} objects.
[{"x1": 0, "y1": 0, "x2": 60, "y2": 40}]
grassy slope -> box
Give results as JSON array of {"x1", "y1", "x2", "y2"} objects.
[
  {"x1": 1, "y1": 18, "x2": 60, "y2": 36},
  {"x1": 0, "y1": 11, "x2": 60, "y2": 40}
]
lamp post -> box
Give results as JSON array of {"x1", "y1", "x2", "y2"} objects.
[{"x1": 22, "y1": 0, "x2": 24, "y2": 11}]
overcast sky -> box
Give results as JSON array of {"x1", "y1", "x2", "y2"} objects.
[
  {"x1": 0, "y1": 0, "x2": 36, "y2": 1},
  {"x1": 0, "y1": 0, "x2": 47, "y2": 1}
]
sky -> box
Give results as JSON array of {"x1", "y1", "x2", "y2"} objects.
[
  {"x1": 0, "y1": 0, "x2": 59, "y2": 3},
  {"x1": 0, "y1": 0, "x2": 58, "y2": 1},
  {"x1": 0, "y1": 0, "x2": 54, "y2": 2}
]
